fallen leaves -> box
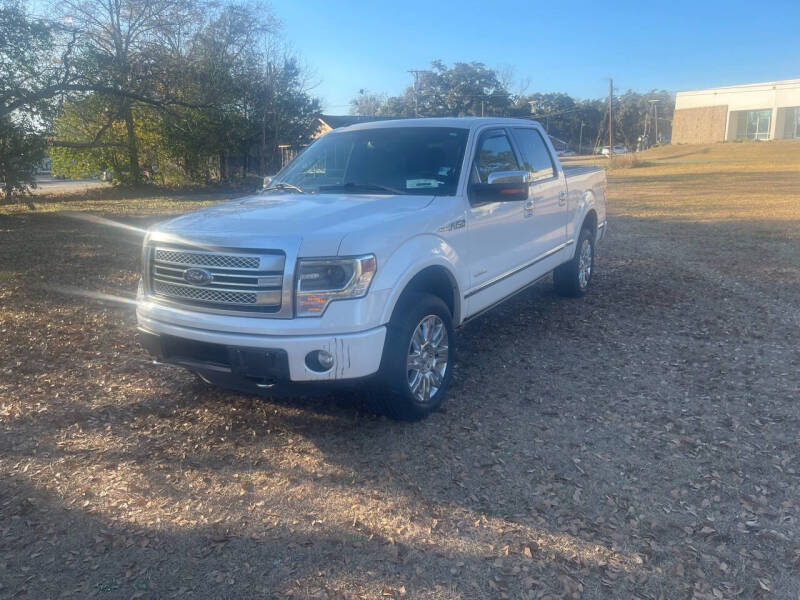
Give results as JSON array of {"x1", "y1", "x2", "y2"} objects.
[{"x1": 3, "y1": 149, "x2": 800, "y2": 598}]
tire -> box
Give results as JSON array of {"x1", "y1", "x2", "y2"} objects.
[
  {"x1": 554, "y1": 226, "x2": 595, "y2": 297},
  {"x1": 370, "y1": 292, "x2": 455, "y2": 421}
]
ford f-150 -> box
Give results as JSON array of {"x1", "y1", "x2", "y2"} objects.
[{"x1": 137, "y1": 117, "x2": 607, "y2": 420}]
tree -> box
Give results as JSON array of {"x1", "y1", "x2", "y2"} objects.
[
  {"x1": 47, "y1": 0, "x2": 205, "y2": 182},
  {"x1": 159, "y1": 2, "x2": 319, "y2": 180},
  {"x1": 367, "y1": 61, "x2": 513, "y2": 118},
  {"x1": 0, "y1": 0, "x2": 55, "y2": 201},
  {"x1": 49, "y1": 0, "x2": 320, "y2": 183},
  {"x1": 50, "y1": 96, "x2": 162, "y2": 182},
  {"x1": 514, "y1": 93, "x2": 605, "y2": 152},
  {"x1": 361, "y1": 65, "x2": 674, "y2": 153},
  {"x1": 0, "y1": 116, "x2": 45, "y2": 204},
  {"x1": 0, "y1": 0, "x2": 80, "y2": 121},
  {"x1": 350, "y1": 89, "x2": 387, "y2": 116},
  {"x1": 613, "y1": 90, "x2": 674, "y2": 148}
]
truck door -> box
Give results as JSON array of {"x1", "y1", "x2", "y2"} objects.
[
  {"x1": 509, "y1": 127, "x2": 569, "y2": 256},
  {"x1": 464, "y1": 128, "x2": 537, "y2": 315}
]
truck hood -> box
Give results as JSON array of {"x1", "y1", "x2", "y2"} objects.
[{"x1": 152, "y1": 192, "x2": 435, "y2": 256}]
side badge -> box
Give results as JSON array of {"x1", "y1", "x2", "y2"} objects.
[{"x1": 438, "y1": 219, "x2": 466, "y2": 233}]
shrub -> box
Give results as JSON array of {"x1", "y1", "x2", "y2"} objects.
[{"x1": 0, "y1": 117, "x2": 46, "y2": 204}]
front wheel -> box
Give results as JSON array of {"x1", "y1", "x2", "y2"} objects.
[
  {"x1": 370, "y1": 292, "x2": 455, "y2": 421},
  {"x1": 554, "y1": 227, "x2": 595, "y2": 297}
]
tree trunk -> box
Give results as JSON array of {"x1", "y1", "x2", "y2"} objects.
[
  {"x1": 123, "y1": 103, "x2": 140, "y2": 183},
  {"x1": 219, "y1": 151, "x2": 227, "y2": 182},
  {"x1": 259, "y1": 108, "x2": 267, "y2": 175}
]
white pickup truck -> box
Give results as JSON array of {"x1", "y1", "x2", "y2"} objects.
[{"x1": 137, "y1": 117, "x2": 607, "y2": 420}]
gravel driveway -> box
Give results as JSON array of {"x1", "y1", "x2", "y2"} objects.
[{"x1": 2, "y1": 145, "x2": 799, "y2": 599}]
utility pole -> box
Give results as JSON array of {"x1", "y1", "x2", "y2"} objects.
[
  {"x1": 653, "y1": 101, "x2": 659, "y2": 144},
  {"x1": 579, "y1": 120, "x2": 585, "y2": 154},
  {"x1": 608, "y1": 78, "x2": 614, "y2": 156},
  {"x1": 408, "y1": 70, "x2": 424, "y2": 116},
  {"x1": 646, "y1": 99, "x2": 661, "y2": 146},
  {"x1": 481, "y1": 99, "x2": 485, "y2": 117}
]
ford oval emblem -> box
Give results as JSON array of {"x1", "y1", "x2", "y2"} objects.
[{"x1": 183, "y1": 267, "x2": 213, "y2": 285}]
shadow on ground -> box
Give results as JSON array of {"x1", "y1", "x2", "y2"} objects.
[{"x1": 2, "y1": 205, "x2": 800, "y2": 598}]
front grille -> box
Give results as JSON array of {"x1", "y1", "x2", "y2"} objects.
[
  {"x1": 149, "y1": 246, "x2": 285, "y2": 313},
  {"x1": 152, "y1": 281, "x2": 266, "y2": 305},
  {"x1": 154, "y1": 249, "x2": 260, "y2": 270}
]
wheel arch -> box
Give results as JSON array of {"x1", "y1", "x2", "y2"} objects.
[
  {"x1": 388, "y1": 264, "x2": 461, "y2": 325},
  {"x1": 372, "y1": 233, "x2": 466, "y2": 327},
  {"x1": 581, "y1": 208, "x2": 598, "y2": 238}
]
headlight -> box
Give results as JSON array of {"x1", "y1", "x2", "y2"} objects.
[{"x1": 295, "y1": 255, "x2": 377, "y2": 316}]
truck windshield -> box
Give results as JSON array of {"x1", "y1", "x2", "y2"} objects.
[{"x1": 272, "y1": 127, "x2": 469, "y2": 196}]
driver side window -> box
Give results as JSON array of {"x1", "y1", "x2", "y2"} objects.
[{"x1": 472, "y1": 131, "x2": 520, "y2": 183}]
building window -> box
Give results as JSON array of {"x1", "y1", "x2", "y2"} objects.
[
  {"x1": 790, "y1": 107, "x2": 800, "y2": 139},
  {"x1": 731, "y1": 109, "x2": 772, "y2": 140},
  {"x1": 745, "y1": 110, "x2": 772, "y2": 140}
]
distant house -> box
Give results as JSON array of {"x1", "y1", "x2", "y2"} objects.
[{"x1": 278, "y1": 114, "x2": 398, "y2": 168}]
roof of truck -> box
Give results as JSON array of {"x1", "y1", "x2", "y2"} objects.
[{"x1": 338, "y1": 117, "x2": 541, "y2": 132}]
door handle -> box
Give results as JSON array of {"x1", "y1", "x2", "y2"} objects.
[
  {"x1": 558, "y1": 191, "x2": 567, "y2": 206},
  {"x1": 523, "y1": 199, "x2": 535, "y2": 218}
]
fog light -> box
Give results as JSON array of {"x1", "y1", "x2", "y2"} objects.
[{"x1": 305, "y1": 349, "x2": 334, "y2": 372}]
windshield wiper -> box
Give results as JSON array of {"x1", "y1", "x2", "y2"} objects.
[
  {"x1": 319, "y1": 182, "x2": 406, "y2": 195},
  {"x1": 264, "y1": 182, "x2": 307, "y2": 194}
]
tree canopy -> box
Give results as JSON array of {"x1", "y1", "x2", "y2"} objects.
[
  {"x1": 0, "y1": 0, "x2": 53, "y2": 201},
  {"x1": 351, "y1": 61, "x2": 514, "y2": 119},
  {"x1": 1, "y1": 0, "x2": 320, "y2": 197},
  {"x1": 349, "y1": 64, "x2": 673, "y2": 153},
  {"x1": 2, "y1": 0, "x2": 677, "y2": 204}
]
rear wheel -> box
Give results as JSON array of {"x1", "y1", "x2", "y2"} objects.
[
  {"x1": 554, "y1": 226, "x2": 595, "y2": 297},
  {"x1": 370, "y1": 292, "x2": 455, "y2": 421}
]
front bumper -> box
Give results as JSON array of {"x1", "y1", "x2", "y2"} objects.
[{"x1": 137, "y1": 318, "x2": 386, "y2": 383}]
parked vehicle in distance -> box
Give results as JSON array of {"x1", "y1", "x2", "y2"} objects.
[
  {"x1": 601, "y1": 145, "x2": 628, "y2": 156},
  {"x1": 137, "y1": 118, "x2": 607, "y2": 420}
]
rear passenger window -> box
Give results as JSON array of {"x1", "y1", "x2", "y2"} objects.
[
  {"x1": 473, "y1": 131, "x2": 520, "y2": 183},
  {"x1": 512, "y1": 128, "x2": 555, "y2": 181}
]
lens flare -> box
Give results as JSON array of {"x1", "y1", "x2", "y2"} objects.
[
  {"x1": 60, "y1": 211, "x2": 221, "y2": 252},
  {"x1": 46, "y1": 285, "x2": 140, "y2": 308},
  {"x1": 61, "y1": 211, "x2": 149, "y2": 236}
]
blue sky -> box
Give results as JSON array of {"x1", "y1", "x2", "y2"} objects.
[{"x1": 272, "y1": 0, "x2": 800, "y2": 112}]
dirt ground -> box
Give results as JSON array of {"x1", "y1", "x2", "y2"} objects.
[{"x1": 2, "y1": 142, "x2": 800, "y2": 599}]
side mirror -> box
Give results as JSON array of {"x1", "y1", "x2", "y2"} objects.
[
  {"x1": 262, "y1": 175, "x2": 274, "y2": 189},
  {"x1": 487, "y1": 170, "x2": 527, "y2": 185},
  {"x1": 470, "y1": 170, "x2": 529, "y2": 203}
]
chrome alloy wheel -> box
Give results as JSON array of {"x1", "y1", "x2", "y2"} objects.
[
  {"x1": 578, "y1": 238, "x2": 593, "y2": 290},
  {"x1": 406, "y1": 314, "x2": 449, "y2": 404}
]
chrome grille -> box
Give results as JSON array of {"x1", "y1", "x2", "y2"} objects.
[
  {"x1": 154, "y1": 249, "x2": 260, "y2": 270},
  {"x1": 153, "y1": 281, "x2": 261, "y2": 305},
  {"x1": 149, "y1": 246, "x2": 285, "y2": 312}
]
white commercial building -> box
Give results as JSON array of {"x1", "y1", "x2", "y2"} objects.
[{"x1": 672, "y1": 78, "x2": 800, "y2": 144}]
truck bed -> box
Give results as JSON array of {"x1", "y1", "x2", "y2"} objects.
[{"x1": 562, "y1": 164, "x2": 605, "y2": 177}]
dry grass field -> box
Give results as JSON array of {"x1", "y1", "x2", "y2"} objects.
[{"x1": 1, "y1": 140, "x2": 799, "y2": 599}]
